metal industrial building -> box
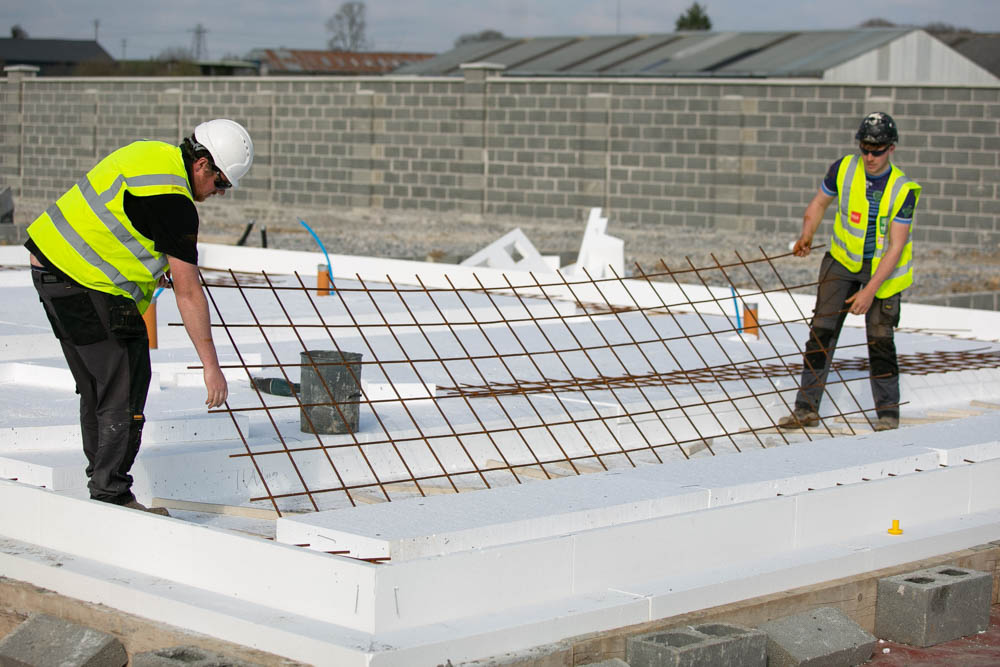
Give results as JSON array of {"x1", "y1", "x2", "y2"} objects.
[{"x1": 397, "y1": 28, "x2": 999, "y2": 84}]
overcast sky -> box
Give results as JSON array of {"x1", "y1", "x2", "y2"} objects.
[{"x1": 7, "y1": 0, "x2": 1000, "y2": 61}]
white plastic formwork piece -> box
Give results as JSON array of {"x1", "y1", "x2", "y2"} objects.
[
  {"x1": 4, "y1": 434, "x2": 1000, "y2": 666},
  {"x1": 459, "y1": 228, "x2": 555, "y2": 274},
  {"x1": 561, "y1": 207, "x2": 625, "y2": 280}
]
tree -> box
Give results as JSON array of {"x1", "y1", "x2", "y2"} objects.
[
  {"x1": 157, "y1": 46, "x2": 194, "y2": 62},
  {"x1": 922, "y1": 21, "x2": 971, "y2": 33},
  {"x1": 675, "y1": 2, "x2": 712, "y2": 31},
  {"x1": 858, "y1": 18, "x2": 897, "y2": 28},
  {"x1": 454, "y1": 29, "x2": 506, "y2": 48},
  {"x1": 327, "y1": 1, "x2": 372, "y2": 51},
  {"x1": 10, "y1": 24, "x2": 29, "y2": 39}
]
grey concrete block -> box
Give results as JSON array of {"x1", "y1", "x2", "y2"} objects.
[
  {"x1": 132, "y1": 645, "x2": 260, "y2": 666},
  {"x1": 0, "y1": 186, "x2": 13, "y2": 223},
  {"x1": 580, "y1": 660, "x2": 629, "y2": 667},
  {"x1": 875, "y1": 566, "x2": 992, "y2": 647},
  {"x1": 758, "y1": 607, "x2": 876, "y2": 667},
  {"x1": 626, "y1": 622, "x2": 766, "y2": 667},
  {"x1": 0, "y1": 613, "x2": 126, "y2": 667}
]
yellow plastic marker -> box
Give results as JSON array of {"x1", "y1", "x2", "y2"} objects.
[{"x1": 888, "y1": 519, "x2": 903, "y2": 535}]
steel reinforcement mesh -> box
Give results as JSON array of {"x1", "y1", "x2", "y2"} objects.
[{"x1": 189, "y1": 248, "x2": 986, "y2": 515}]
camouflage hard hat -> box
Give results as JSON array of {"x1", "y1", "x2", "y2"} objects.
[{"x1": 855, "y1": 112, "x2": 899, "y2": 146}]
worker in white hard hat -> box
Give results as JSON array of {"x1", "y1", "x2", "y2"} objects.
[{"x1": 24, "y1": 119, "x2": 254, "y2": 514}]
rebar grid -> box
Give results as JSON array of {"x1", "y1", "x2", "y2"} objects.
[{"x1": 191, "y1": 248, "x2": 953, "y2": 516}]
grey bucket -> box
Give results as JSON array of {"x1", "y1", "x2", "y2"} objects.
[{"x1": 299, "y1": 350, "x2": 363, "y2": 434}]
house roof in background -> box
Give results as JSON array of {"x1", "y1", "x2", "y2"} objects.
[
  {"x1": 0, "y1": 38, "x2": 113, "y2": 65},
  {"x1": 250, "y1": 48, "x2": 435, "y2": 75}
]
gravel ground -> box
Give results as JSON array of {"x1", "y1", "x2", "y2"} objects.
[
  {"x1": 13, "y1": 197, "x2": 1000, "y2": 302},
  {"x1": 198, "y1": 206, "x2": 1000, "y2": 303}
]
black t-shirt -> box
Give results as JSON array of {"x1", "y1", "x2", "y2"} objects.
[
  {"x1": 124, "y1": 191, "x2": 199, "y2": 265},
  {"x1": 27, "y1": 150, "x2": 200, "y2": 270}
]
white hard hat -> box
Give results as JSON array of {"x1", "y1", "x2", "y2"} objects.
[{"x1": 193, "y1": 119, "x2": 254, "y2": 188}]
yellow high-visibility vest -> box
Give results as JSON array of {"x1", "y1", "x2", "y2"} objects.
[
  {"x1": 829, "y1": 155, "x2": 921, "y2": 299},
  {"x1": 27, "y1": 141, "x2": 192, "y2": 313}
]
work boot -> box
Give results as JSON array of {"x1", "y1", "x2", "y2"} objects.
[
  {"x1": 873, "y1": 415, "x2": 899, "y2": 432},
  {"x1": 124, "y1": 500, "x2": 170, "y2": 516},
  {"x1": 777, "y1": 408, "x2": 820, "y2": 429}
]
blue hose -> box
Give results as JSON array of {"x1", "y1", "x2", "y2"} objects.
[
  {"x1": 153, "y1": 286, "x2": 164, "y2": 301},
  {"x1": 300, "y1": 219, "x2": 334, "y2": 294},
  {"x1": 730, "y1": 286, "x2": 742, "y2": 333}
]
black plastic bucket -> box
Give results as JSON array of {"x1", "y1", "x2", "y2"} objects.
[{"x1": 299, "y1": 350, "x2": 362, "y2": 434}]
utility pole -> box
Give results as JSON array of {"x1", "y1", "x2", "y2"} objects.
[
  {"x1": 93, "y1": 19, "x2": 100, "y2": 42},
  {"x1": 189, "y1": 24, "x2": 208, "y2": 60},
  {"x1": 616, "y1": 0, "x2": 621, "y2": 33},
  {"x1": 121, "y1": 39, "x2": 127, "y2": 60}
]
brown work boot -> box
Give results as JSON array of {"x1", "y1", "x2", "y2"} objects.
[
  {"x1": 873, "y1": 415, "x2": 899, "y2": 432},
  {"x1": 124, "y1": 500, "x2": 170, "y2": 516},
  {"x1": 777, "y1": 408, "x2": 820, "y2": 429}
]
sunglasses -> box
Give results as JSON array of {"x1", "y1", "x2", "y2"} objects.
[
  {"x1": 211, "y1": 166, "x2": 232, "y2": 190},
  {"x1": 859, "y1": 145, "x2": 891, "y2": 157}
]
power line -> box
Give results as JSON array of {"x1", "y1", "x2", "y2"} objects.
[{"x1": 188, "y1": 23, "x2": 208, "y2": 60}]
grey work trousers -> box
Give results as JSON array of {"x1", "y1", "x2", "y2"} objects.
[
  {"x1": 794, "y1": 252, "x2": 902, "y2": 419},
  {"x1": 32, "y1": 267, "x2": 150, "y2": 505}
]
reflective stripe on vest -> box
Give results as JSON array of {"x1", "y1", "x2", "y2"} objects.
[{"x1": 27, "y1": 142, "x2": 192, "y2": 312}]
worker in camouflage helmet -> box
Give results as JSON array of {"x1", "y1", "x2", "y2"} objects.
[
  {"x1": 778, "y1": 112, "x2": 921, "y2": 432},
  {"x1": 25, "y1": 120, "x2": 254, "y2": 514}
]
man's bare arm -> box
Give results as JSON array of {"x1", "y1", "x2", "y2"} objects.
[
  {"x1": 792, "y1": 188, "x2": 836, "y2": 257},
  {"x1": 165, "y1": 255, "x2": 228, "y2": 408}
]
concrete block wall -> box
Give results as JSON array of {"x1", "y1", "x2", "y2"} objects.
[{"x1": 2, "y1": 67, "x2": 998, "y2": 246}]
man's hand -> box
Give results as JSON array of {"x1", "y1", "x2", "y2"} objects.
[
  {"x1": 157, "y1": 271, "x2": 173, "y2": 289},
  {"x1": 845, "y1": 286, "x2": 876, "y2": 315},
  {"x1": 792, "y1": 235, "x2": 813, "y2": 257},
  {"x1": 204, "y1": 366, "x2": 228, "y2": 408}
]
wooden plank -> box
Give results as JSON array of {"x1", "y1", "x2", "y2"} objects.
[
  {"x1": 350, "y1": 490, "x2": 387, "y2": 505},
  {"x1": 549, "y1": 459, "x2": 605, "y2": 475},
  {"x1": 926, "y1": 408, "x2": 982, "y2": 418},
  {"x1": 971, "y1": 400, "x2": 1000, "y2": 410},
  {"x1": 484, "y1": 459, "x2": 551, "y2": 480},
  {"x1": 836, "y1": 415, "x2": 943, "y2": 425},
  {"x1": 383, "y1": 482, "x2": 460, "y2": 496},
  {"x1": 755, "y1": 426, "x2": 857, "y2": 436},
  {"x1": 150, "y1": 497, "x2": 282, "y2": 520}
]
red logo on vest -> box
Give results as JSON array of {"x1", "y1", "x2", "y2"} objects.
[{"x1": 850, "y1": 211, "x2": 861, "y2": 224}]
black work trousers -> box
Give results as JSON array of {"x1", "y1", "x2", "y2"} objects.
[
  {"x1": 32, "y1": 267, "x2": 150, "y2": 505},
  {"x1": 794, "y1": 252, "x2": 902, "y2": 419}
]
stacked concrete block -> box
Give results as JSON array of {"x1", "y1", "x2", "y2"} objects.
[
  {"x1": 758, "y1": 607, "x2": 876, "y2": 667},
  {"x1": 132, "y1": 645, "x2": 260, "y2": 666},
  {"x1": 626, "y1": 622, "x2": 766, "y2": 667},
  {"x1": 0, "y1": 613, "x2": 127, "y2": 667},
  {"x1": 3, "y1": 70, "x2": 998, "y2": 251},
  {"x1": 875, "y1": 565, "x2": 992, "y2": 646}
]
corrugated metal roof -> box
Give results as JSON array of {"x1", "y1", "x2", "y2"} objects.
[
  {"x1": 399, "y1": 28, "x2": 919, "y2": 78},
  {"x1": 518, "y1": 35, "x2": 634, "y2": 72},
  {"x1": 720, "y1": 30, "x2": 903, "y2": 76},
  {"x1": 394, "y1": 39, "x2": 511, "y2": 74},
  {"x1": 251, "y1": 49, "x2": 435, "y2": 75}
]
